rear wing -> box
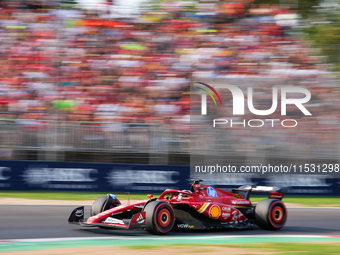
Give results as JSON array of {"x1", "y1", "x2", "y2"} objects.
[{"x1": 232, "y1": 185, "x2": 285, "y2": 200}]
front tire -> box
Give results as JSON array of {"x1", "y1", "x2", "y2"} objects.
[
  {"x1": 144, "y1": 201, "x2": 175, "y2": 235},
  {"x1": 90, "y1": 196, "x2": 108, "y2": 216},
  {"x1": 255, "y1": 199, "x2": 287, "y2": 230}
]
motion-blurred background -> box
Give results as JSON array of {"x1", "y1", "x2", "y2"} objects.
[{"x1": 0, "y1": 0, "x2": 339, "y2": 168}]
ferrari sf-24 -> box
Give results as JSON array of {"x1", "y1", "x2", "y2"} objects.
[{"x1": 68, "y1": 180, "x2": 287, "y2": 234}]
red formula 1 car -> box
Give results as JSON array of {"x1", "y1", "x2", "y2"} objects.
[{"x1": 68, "y1": 180, "x2": 287, "y2": 234}]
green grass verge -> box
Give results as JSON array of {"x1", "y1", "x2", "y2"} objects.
[
  {"x1": 127, "y1": 242, "x2": 340, "y2": 254},
  {"x1": 0, "y1": 191, "x2": 156, "y2": 201},
  {"x1": 223, "y1": 242, "x2": 340, "y2": 254},
  {"x1": 226, "y1": 242, "x2": 340, "y2": 255},
  {"x1": 128, "y1": 245, "x2": 216, "y2": 253},
  {"x1": 251, "y1": 195, "x2": 340, "y2": 207},
  {"x1": 0, "y1": 192, "x2": 339, "y2": 207}
]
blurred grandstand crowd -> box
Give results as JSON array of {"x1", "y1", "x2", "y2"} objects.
[
  {"x1": 0, "y1": 0, "x2": 337, "y2": 125},
  {"x1": 0, "y1": 0, "x2": 339, "y2": 161}
]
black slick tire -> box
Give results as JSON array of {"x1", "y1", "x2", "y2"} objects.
[
  {"x1": 144, "y1": 201, "x2": 175, "y2": 235},
  {"x1": 255, "y1": 199, "x2": 287, "y2": 230}
]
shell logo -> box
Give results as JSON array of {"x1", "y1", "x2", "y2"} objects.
[{"x1": 209, "y1": 205, "x2": 221, "y2": 218}]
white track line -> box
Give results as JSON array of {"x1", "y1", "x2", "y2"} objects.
[
  {"x1": 0, "y1": 204, "x2": 93, "y2": 206},
  {"x1": 1, "y1": 235, "x2": 338, "y2": 243},
  {"x1": 1, "y1": 204, "x2": 340, "y2": 209},
  {"x1": 289, "y1": 207, "x2": 340, "y2": 209}
]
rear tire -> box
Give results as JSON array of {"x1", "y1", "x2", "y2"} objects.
[
  {"x1": 144, "y1": 201, "x2": 175, "y2": 235},
  {"x1": 255, "y1": 199, "x2": 287, "y2": 230},
  {"x1": 90, "y1": 196, "x2": 108, "y2": 216}
]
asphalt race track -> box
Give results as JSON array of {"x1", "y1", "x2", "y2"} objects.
[{"x1": 0, "y1": 205, "x2": 339, "y2": 240}]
